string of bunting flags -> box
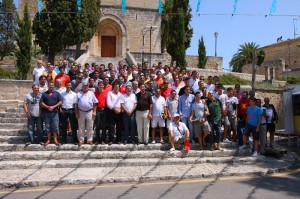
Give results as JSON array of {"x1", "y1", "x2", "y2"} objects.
[{"x1": 35, "y1": 0, "x2": 279, "y2": 16}]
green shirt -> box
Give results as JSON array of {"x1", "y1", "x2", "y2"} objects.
[{"x1": 207, "y1": 98, "x2": 223, "y2": 122}]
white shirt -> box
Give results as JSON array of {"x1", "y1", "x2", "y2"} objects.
[
  {"x1": 61, "y1": 90, "x2": 76, "y2": 109},
  {"x1": 228, "y1": 96, "x2": 239, "y2": 115},
  {"x1": 107, "y1": 91, "x2": 122, "y2": 109},
  {"x1": 261, "y1": 107, "x2": 267, "y2": 124},
  {"x1": 205, "y1": 83, "x2": 215, "y2": 92},
  {"x1": 170, "y1": 121, "x2": 188, "y2": 141},
  {"x1": 75, "y1": 91, "x2": 98, "y2": 111},
  {"x1": 152, "y1": 95, "x2": 166, "y2": 117},
  {"x1": 215, "y1": 93, "x2": 228, "y2": 110},
  {"x1": 32, "y1": 66, "x2": 45, "y2": 84},
  {"x1": 189, "y1": 78, "x2": 199, "y2": 92},
  {"x1": 121, "y1": 93, "x2": 137, "y2": 111}
]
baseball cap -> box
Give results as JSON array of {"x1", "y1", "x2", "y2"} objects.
[{"x1": 174, "y1": 113, "x2": 180, "y2": 118}]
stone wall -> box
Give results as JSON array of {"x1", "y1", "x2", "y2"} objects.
[
  {"x1": 0, "y1": 80, "x2": 32, "y2": 101},
  {"x1": 255, "y1": 89, "x2": 284, "y2": 129}
]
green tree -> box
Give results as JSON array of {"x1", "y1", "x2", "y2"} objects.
[
  {"x1": 172, "y1": 10, "x2": 186, "y2": 69},
  {"x1": 198, "y1": 36, "x2": 207, "y2": 69},
  {"x1": 15, "y1": 1, "x2": 32, "y2": 80},
  {"x1": 161, "y1": 0, "x2": 172, "y2": 53},
  {"x1": 0, "y1": 0, "x2": 16, "y2": 60},
  {"x1": 32, "y1": 0, "x2": 101, "y2": 64},
  {"x1": 230, "y1": 42, "x2": 265, "y2": 72},
  {"x1": 166, "y1": 0, "x2": 193, "y2": 67}
]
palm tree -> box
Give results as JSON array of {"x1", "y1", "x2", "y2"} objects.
[{"x1": 230, "y1": 42, "x2": 265, "y2": 72}]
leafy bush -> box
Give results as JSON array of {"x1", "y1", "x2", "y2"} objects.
[
  {"x1": 219, "y1": 73, "x2": 250, "y2": 85},
  {"x1": 278, "y1": 77, "x2": 300, "y2": 85},
  {"x1": 0, "y1": 68, "x2": 19, "y2": 79}
]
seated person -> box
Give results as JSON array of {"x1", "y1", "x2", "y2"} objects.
[{"x1": 169, "y1": 113, "x2": 190, "y2": 151}]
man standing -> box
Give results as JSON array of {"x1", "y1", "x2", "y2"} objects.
[
  {"x1": 33, "y1": 60, "x2": 45, "y2": 85},
  {"x1": 106, "y1": 82, "x2": 123, "y2": 145},
  {"x1": 151, "y1": 88, "x2": 167, "y2": 143},
  {"x1": 239, "y1": 98, "x2": 262, "y2": 157},
  {"x1": 54, "y1": 66, "x2": 71, "y2": 87},
  {"x1": 207, "y1": 91, "x2": 223, "y2": 150},
  {"x1": 136, "y1": 84, "x2": 153, "y2": 145},
  {"x1": 237, "y1": 91, "x2": 250, "y2": 146},
  {"x1": 190, "y1": 92, "x2": 210, "y2": 150},
  {"x1": 40, "y1": 81, "x2": 63, "y2": 145},
  {"x1": 179, "y1": 86, "x2": 195, "y2": 143},
  {"x1": 24, "y1": 84, "x2": 43, "y2": 145},
  {"x1": 121, "y1": 83, "x2": 137, "y2": 144},
  {"x1": 169, "y1": 114, "x2": 190, "y2": 151},
  {"x1": 60, "y1": 81, "x2": 78, "y2": 144},
  {"x1": 263, "y1": 97, "x2": 278, "y2": 148},
  {"x1": 226, "y1": 87, "x2": 239, "y2": 141},
  {"x1": 75, "y1": 82, "x2": 98, "y2": 146},
  {"x1": 94, "y1": 81, "x2": 108, "y2": 145},
  {"x1": 166, "y1": 90, "x2": 179, "y2": 129}
]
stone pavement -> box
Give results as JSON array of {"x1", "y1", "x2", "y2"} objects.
[{"x1": 0, "y1": 106, "x2": 296, "y2": 189}]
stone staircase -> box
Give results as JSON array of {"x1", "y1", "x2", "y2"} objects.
[{"x1": 0, "y1": 106, "x2": 295, "y2": 189}]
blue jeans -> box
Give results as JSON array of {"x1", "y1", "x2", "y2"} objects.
[
  {"x1": 44, "y1": 111, "x2": 59, "y2": 133},
  {"x1": 209, "y1": 120, "x2": 221, "y2": 144},
  {"x1": 123, "y1": 111, "x2": 136, "y2": 142},
  {"x1": 27, "y1": 116, "x2": 43, "y2": 143},
  {"x1": 182, "y1": 117, "x2": 194, "y2": 141}
]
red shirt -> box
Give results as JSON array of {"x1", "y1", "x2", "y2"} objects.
[
  {"x1": 119, "y1": 84, "x2": 126, "y2": 95},
  {"x1": 161, "y1": 87, "x2": 172, "y2": 99},
  {"x1": 104, "y1": 84, "x2": 112, "y2": 93},
  {"x1": 54, "y1": 74, "x2": 70, "y2": 87},
  {"x1": 238, "y1": 98, "x2": 250, "y2": 121},
  {"x1": 94, "y1": 90, "x2": 107, "y2": 108}
]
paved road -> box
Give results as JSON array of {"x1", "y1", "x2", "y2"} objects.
[{"x1": 0, "y1": 168, "x2": 299, "y2": 199}]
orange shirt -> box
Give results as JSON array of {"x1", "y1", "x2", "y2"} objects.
[
  {"x1": 42, "y1": 71, "x2": 56, "y2": 81},
  {"x1": 154, "y1": 77, "x2": 163, "y2": 87},
  {"x1": 54, "y1": 74, "x2": 70, "y2": 87}
]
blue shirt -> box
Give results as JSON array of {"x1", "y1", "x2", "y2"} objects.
[
  {"x1": 40, "y1": 90, "x2": 63, "y2": 113},
  {"x1": 246, "y1": 106, "x2": 262, "y2": 126},
  {"x1": 179, "y1": 94, "x2": 194, "y2": 117}
]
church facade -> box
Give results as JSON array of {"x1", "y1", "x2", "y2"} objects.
[{"x1": 18, "y1": 0, "x2": 162, "y2": 59}]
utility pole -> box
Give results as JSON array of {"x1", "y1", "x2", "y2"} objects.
[{"x1": 251, "y1": 50, "x2": 257, "y2": 90}]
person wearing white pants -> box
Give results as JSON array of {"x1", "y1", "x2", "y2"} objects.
[{"x1": 75, "y1": 82, "x2": 98, "y2": 146}]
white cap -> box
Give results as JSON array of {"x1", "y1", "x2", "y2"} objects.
[{"x1": 173, "y1": 113, "x2": 180, "y2": 118}]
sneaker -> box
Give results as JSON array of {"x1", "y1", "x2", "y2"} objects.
[
  {"x1": 160, "y1": 140, "x2": 164, "y2": 144},
  {"x1": 223, "y1": 138, "x2": 232, "y2": 143},
  {"x1": 210, "y1": 145, "x2": 215, "y2": 151},
  {"x1": 170, "y1": 147, "x2": 175, "y2": 152},
  {"x1": 151, "y1": 140, "x2": 156, "y2": 144},
  {"x1": 252, "y1": 151, "x2": 258, "y2": 157},
  {"x1": 239, "y1": 145, "x2": 247, "y2": 150}
]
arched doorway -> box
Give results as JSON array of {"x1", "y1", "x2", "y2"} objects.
[{"x1": 98, "y1": 19, "x2": 123, "y2": 57}]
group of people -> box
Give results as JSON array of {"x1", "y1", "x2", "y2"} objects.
[{"x1": 24, "y1": 59, "x2": 278, "y2": 156}]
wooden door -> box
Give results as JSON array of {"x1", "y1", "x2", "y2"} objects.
[{"x1": 101, "y1": 36, "x2": 116, "y2": 57}]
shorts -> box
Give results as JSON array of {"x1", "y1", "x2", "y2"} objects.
[
  {"x1": 245, "y1": 123, "x2": 259, "y2": 141},
  {"x1": 167, "y1": 118, "x2": 174, "y2": 129},
  {"x1": 173, "y1": 137, "x2": 185, "y2": 143},
  {"x1": 224, "y1": 116, "x2": 230, "y2": 126},
  {"x1": 151, "y1": 116, "x2": 165, "y2": 128},
  {"x1": 227, "y1": 115, "x2": 237, "y2": 130},
  {"x1": 193, "y1": 120, "x2": 211, "y2": 137},
  {"x1": 44, "y1": 111, "x2": 59, "y2": 133},
  {"x1": 267, "y1": 123, "x2": 275, "y2": 133}
]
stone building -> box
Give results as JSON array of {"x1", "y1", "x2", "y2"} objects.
[{"x1": 242, "y1": 37, "x2": 300, "y2": 80}]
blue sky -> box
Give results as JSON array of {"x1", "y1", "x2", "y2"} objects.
[{"x1": 13, "y1": 0, "x2": 300, "y2": 70}]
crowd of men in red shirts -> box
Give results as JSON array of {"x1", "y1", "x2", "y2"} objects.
[{"x1": 23, "y1": 59, "x2": 278, "y2": 156}]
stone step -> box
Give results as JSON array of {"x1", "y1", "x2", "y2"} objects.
[
  {"x1": 0, "y1": 136, "x2": 28, "y2": 143},
  {"x1": 0, "y1": 129, "x2": 27, "y2": 136},
  {"x1": 0, "y1": 156, "x2": 264, "y2": 170},
  {"x1": 5, "y1": 108, "x2": 24, "y2": 113},
  {"x1": 0, "y1": 149, "x2": 250, "y2": 161},
  {"x1": 0, "y1": 158, "x2": 293, "y2": 189},
  {"x1": 0, "y1": 123, "x2": 27, "y2": 129},
  {"x1": 0, "y1": 112, "x2": 26, "y2": 118},
  {"x1": 0, "y1": 142, "x2": 237, "y2": 151},
  {"x1": 0, "y1": 118, "x2": 27, "y2": 123}
]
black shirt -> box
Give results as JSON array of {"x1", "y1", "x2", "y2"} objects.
[{"x1": 136, "y1": 91, "x2": 153, "y2": 111}]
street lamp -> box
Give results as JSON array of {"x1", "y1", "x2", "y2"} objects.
[{"x1": 214, "y1": 32, "x2": 218, "y2": 56}]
